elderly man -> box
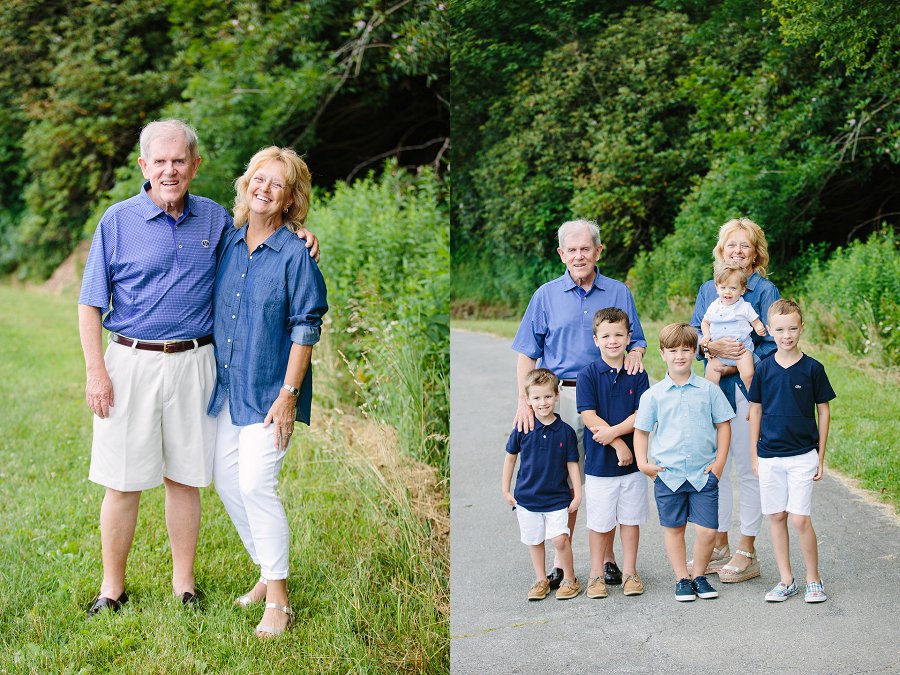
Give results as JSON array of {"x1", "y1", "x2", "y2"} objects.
[
  {"x1": 512, "y1": 219, "x2": 646, "y2": 589},
  {"x1": 78, "y1": 119, "x2": 317, "y2": 616}
]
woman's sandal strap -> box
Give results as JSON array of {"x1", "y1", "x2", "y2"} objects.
[
  {"x1": 735, "y1": 549, "x2": 756, "y2": 559},
  {"x1": 263, "y1": 602, "x2": 294, "y2": 617}
]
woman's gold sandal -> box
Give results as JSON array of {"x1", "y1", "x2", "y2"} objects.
[
  {"x1": 255, "y1": 602, "x2": 294, "y2": 638},
  {"x1": 234, "y1": 577, "x2": 267, "y2": 608}
]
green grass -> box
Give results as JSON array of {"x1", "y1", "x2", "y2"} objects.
[
  {"x1": 0, "y1": 285, "x2": 448, "y2": 674},
  {"x1": 452, "y1": 317, "x2": 900, "y2": 513}
]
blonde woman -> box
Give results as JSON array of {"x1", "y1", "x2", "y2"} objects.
[
  {"x1": 207, "y1": 147, "x2": 327, "y2": 637},
  {"x1": 688, "y1": 218, "x2": 780, "y2": 583}
]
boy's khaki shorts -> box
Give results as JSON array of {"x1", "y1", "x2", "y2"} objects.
[{"x1": 88, "y1": 338, "x2": 217, "y2": 492}]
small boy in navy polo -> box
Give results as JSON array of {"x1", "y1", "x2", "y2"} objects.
[
  {"x1": 634, "y1": 323, "x2": 734, "y2": 602},
  {"x1": 576, "y1": 307, "x2": 650, "y2": 599},
  {"x1": 503, "y1": 368, "x2": 582, "y2": 601},
  {"x1": 749, "y1": 299, "x2": 835, "y2": 604}
]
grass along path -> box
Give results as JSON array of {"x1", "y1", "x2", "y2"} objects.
[
  {"x1": 453, "y1": 317, "x2": 900, "y2": 513},
  {"x1": 0, "y1": 284, "x2": 448, "y2": 674}
]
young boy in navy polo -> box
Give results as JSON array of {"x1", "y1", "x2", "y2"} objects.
[
  {"x1": 502, "y1": 368, "x2": 582, "y2": 601},
  {"x1": 634, "y1": 323, "x2": 734, "y2": 601},
  {"x1": 749, "y1": 299, "x2": 835, "y2": 604},
  {"x1": 576, "y1": 308, "x2": 650, "y2": 599}
]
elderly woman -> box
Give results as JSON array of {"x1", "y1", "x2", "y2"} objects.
[
  {"x1": 207, "y1": 146, "x2": 327, "y2": 637},
  {"x1": 688, "y1": 218, "x2": 780, "y2": 583}
]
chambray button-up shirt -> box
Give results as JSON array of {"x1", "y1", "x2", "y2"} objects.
[
  {"x1": 206, "y1": 224, "x2": 328, "y2": 427},
  {"x1": 79, "y1": 182, "x2": 232, "y2": 339},
  {"x1": 512, "y1": 268, "x2": 646, "y2": 380},
  {"x1": 634, "y1": 372, "x2": 734, "y2": 492}
]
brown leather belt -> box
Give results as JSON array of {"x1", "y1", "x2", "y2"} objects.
[
  {"x1": 561, "y1": 380, "x2": 577, "y2": 387},
  {"x1": 110, "y1": 333, "x2": 213, "y2": 353}
]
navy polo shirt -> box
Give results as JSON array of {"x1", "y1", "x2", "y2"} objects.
[
  {"x1": 748, "y1": 354, "x2": 836, "y2": 458},
  {"x1": 506, "y1": 417, "x2": 579, "y2": 512},
  {"x1": 576, "y1": 358, "x2": 650, "y2": 477}
]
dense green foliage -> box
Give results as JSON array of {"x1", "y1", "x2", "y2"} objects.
[
  {"x1": 453, "y1": 0, "x2": 900, "y2": 318},
  {"x1": 311, "y1": 165, "x2": 450, "y2": 473},
  {"x1": 0, "y1": 0, "x2": 448, "y2": 278},
  {"x1": 802, "y1": 230, "x2": 899, "y2": 366}
]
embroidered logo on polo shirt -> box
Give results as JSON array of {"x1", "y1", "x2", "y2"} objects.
[
  {"x1": 794, "y1": 384, "x2": 801, "y2": 389},
  {"x1": 559, "y1": 442, "x2": 563, "y2": 447},
  {"x1": 201, "y1": 240, "x2": 210, "y2": 248}
]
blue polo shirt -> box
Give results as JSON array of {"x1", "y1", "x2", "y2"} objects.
[
  {"x1": 512, "y1": 268, "x2": 646, "y2": 380},
  {"x1": 79, "y1": 182, "x2": 232, "y2": 340},
  {"x1": 576, "y1": 358, "x2": 650, "y2": 477},
  {"x1": 634, "y1": 372, "x2": 735, "y2": 492},
  {"x1": 506, "y1": 416, "x2": 579, "y2": 512},
  {"x1": 690, "y1": 272, "x2": 780, "y2": 409},
  {"x1": 747, "y1": 354, "x2": 835, "y2": 458}
]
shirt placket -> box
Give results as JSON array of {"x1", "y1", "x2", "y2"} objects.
[{"x1": 220, "y1": 245, "x2": 255, "y2": 388}]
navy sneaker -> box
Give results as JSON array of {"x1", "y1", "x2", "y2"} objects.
[
  {"x1": 546, "y1": 568, "x2": 564, "y2": 590},
  {"x1": 675, "y1": 577, "x2": 696, "y2": 602},
  {"x1": 692, "y1": 575, "x2": 719, "y2": 599}
]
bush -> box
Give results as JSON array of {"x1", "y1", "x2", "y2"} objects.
[
  {"x1": 801, "y1": 229, "x2": 900, "y2": 366},
  {"x1": 310, "y1": 164, "x2": 449, "y2": 473}
]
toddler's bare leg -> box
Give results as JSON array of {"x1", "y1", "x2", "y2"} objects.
[
  {"x1": 736, "y1": 351, "x2": 755, "y2": 391},
  {"x1": 705, "y1": 357, "x2": 723, "y2": 384},
  {"x1": 791, "y1": 514, "x2": 821, "y2": 583}
]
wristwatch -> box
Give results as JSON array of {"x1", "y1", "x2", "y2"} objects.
[{"x1": 282, "y1": 383, "x2": 300, "y2": 396}]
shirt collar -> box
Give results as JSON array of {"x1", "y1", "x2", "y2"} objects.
[
  {"x1": 232, "y1": 223, "x2": 292, "y2": 251},
  {"x1": 662, "y1": 371, "x2": 702, "y2": 390},
  {"x1": 561, "y1": 266, "x2": 604, "y2": 292},
  {"x1": 536, "y1": 416, "x2": 563, "y2": 432},
  {"x1": 138, "y1": 181, "x2": 193, "y2": 223}
]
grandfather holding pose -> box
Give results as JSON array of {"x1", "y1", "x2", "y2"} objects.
[
  {"x1": 77, "y1": 119, "x2": 317, "y2": 616},
  {"x1": 512, "y1": 219, "x2": 646, "y2": 589}
]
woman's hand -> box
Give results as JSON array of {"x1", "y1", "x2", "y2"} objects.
[
  {"x1": 707, "y1": 337, "x2": 745, "y2": 362},
  {"x1": 264, "y1": 391, "x2": 298, "y2": 450}
]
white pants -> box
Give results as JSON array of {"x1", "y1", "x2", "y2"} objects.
[
  {"x1": 558, "y1": 385, "x2": 585, "y2": 482},
  {"x1": 214, "y1": 402, "x2": 290, "y2": 579},
  {"x1": 717, "y1": 387, "x2": 762, "y2": 536}
]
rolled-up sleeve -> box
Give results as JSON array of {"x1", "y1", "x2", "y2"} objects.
[{"x1": 287, "y1": 248, "x2": 328, "y2": 346}]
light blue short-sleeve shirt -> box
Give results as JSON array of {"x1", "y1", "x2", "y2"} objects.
[
  {"x1": 634, "y1": 372, "x2": 735, "y2": 492},
  {"x1": 512, "y1": 268, "x2": 646, "y2": 380}
]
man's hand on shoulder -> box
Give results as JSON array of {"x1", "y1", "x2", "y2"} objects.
[
  {"x1": 85, "y1": 368, "x2": 114, "y2": 418},
  {"x1": 295, "y1": 227, "x2": 319, "y2": 262},
  {"x1": 514, "y1": 400, "x2": 535, "y2": 433},
  {"x1": 624, "y1": 349, "x2": 644, "y2": 375}
]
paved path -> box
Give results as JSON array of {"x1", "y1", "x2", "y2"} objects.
[{"x1": 450, "y1": 329, "x2": 900, "y2": 674}]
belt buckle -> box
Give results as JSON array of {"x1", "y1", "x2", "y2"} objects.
[{"x1": 163, "y1": 341, "x2": 176, "y2": 354}]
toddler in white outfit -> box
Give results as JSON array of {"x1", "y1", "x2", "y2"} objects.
[{"x1": 701, "y1": 262, "x2": 766, "y2": 391}]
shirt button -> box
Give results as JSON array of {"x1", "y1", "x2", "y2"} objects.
[
  {"x1": 241, "y1": 274, "x2": 245, "y2": 278},
  {"x1": 224, "y1": 364, "x2": 228, "y2": 368},
  {"x1": 236, "y1": 293, "x2": 240, "y2": 297},
  {"x1": 227, "y1": 338, "x2": 231, "y2": 343},
  {"x1": 231, "y1": 315, "x2": 236, "y2": 319},
  {"x1": 178, "y1": 244, "x2": 183, "y2": 249},
  {"x1": 249, "y1": 256, "x2": 253, "y2": 260}
]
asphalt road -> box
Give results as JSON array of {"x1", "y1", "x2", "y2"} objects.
[{"x1": 450, "y1": 329, "x2": 900, "y2": 674}]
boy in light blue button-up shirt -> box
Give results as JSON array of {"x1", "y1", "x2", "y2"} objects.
[{"x1": 634, "y1": 323, "x2": 734, "y2": 601}]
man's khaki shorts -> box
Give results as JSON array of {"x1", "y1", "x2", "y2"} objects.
[{"x1": 88, "y1": 338, "x2": 217, "y2": 492}]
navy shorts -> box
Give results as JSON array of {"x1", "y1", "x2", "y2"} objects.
[{"x1": 654, "y1": 473, "x2": 719, "y2": 530}]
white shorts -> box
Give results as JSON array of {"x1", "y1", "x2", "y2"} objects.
[
  {"x1": 584, "y1": 472, "x2": 650, "y2": 532},
  {"x1": 516, "y1": 506, "x2": 570, "y2": 546},
  {"x1": 758, "y1": 450, "x2": 819, "y2": 516},
  {"x1": 88, "y1": 338, "x2": 217, "y2": 492}
]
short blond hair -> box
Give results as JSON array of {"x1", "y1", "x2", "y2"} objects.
[
  {"x1": 524, "y1": 368, "x2": 559, "y2": 395},
  {"x1": 233, "y1": 146, "x2": 312, "y2": 231},
  {"x1": 768, "y1": 298, "x2": 803, "y2": 324},
  {"x1": 713, "y1": 217, "x2": 770, "y2": 278},
  {"x1": 659, "y1": 322, "x2": 698, "y2": 351},
  {"x1": 713, "y1": 261, "x2": 749, "y2": 288}
]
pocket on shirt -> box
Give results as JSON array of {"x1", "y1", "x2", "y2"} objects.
[{"x1": 247, "y1": 275, "x2": 286, "y2": 315}]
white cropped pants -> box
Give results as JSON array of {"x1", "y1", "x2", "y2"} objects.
[
  {"x1": 717, "y1": 387, "x2": 762, "y2": 536},
  {"x1": 214, "y1": 402, "x2": 290, "y2": 579}
]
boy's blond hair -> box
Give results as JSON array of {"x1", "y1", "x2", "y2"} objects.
[
  {"x1": 524, "y1": 368, "x2": 560, "y2": 395},
  {"x1": 593, "y1": 307, "x2": 630, "y2": 333},
  {"x1": 658, "y1": 322, "x2": 698, "y2": 351},
  {"x1": 768, "y1": 298, "x2": 803, "y2": 323},
  {"x1": 713, "y1": 260, "x2": 749, "y2": 288}
]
